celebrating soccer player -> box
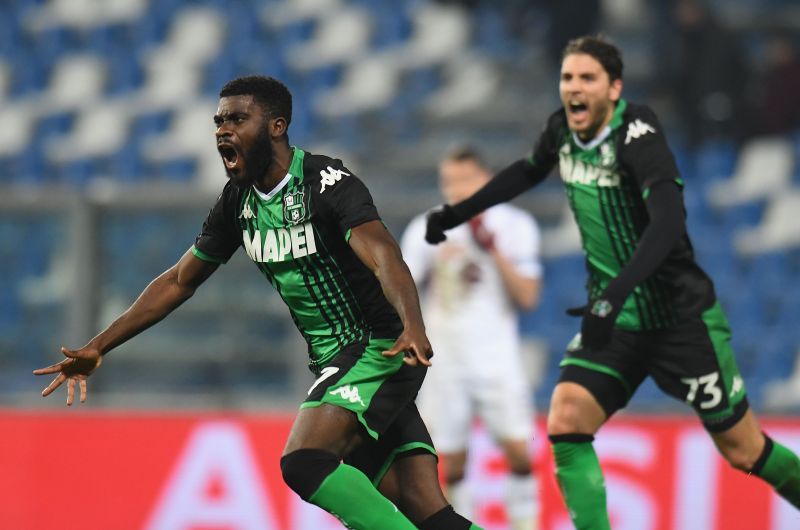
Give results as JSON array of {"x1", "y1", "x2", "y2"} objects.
[
  {"x1": 425, "y1": 36, "x2": 800, "y2": 529},
  {"x1": 34, "y1": 75, "x2": 485, "y2": 530}
]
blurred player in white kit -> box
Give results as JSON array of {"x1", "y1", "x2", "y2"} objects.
[{"x1": 401, "y1": 146, "x2": 543, "y2": 530}]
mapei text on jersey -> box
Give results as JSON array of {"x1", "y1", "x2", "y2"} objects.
[
  {"x1": 558, "y1": 152, "x2": 621, "y2": 187},
  {"x1": 243, "y1": 223, "x2": 318, "y2": 263}
]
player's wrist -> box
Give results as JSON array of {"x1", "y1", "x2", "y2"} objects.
[
  {"x1": 86, "y1": 337, "x2": 110, "y2": 356},
  {"x1": 437, "y1": 204, "x2": 463, "y2": 230},
  {"x1": 589, "y1": 298, "x2": 617, "y2": 319}
]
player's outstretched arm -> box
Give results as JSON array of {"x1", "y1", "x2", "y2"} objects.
[
  {"x1": 426, "y1": 158, "x2": 548, "y2": 244},
  {"x1": 348, "y1": 220, "x2": 432, "y2": 367},
  {"x1": 33, "y1": 249, "x2": 219, "y2": 405}
]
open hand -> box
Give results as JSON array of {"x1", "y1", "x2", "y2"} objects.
[{"x1": 33, "y1": 346, "x2": 103, "y2": 406}]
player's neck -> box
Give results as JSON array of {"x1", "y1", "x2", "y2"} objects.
[
  {"x1": 255, "y1": 143, "x2": 293, "y2": 193},
  {"x1": 576, "y1": 102, "x2": 618, "y2": 142}
]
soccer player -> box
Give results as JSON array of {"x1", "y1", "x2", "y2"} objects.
[
  {"x1": 424, "y1": 36, "x2": 800, "y2": 529},
  {"x1": 34, "y1": 75, "x2": 484, "y2": 530},
  {"x1": 401, "y1": 147, "x2": 542, "y2": 530}
]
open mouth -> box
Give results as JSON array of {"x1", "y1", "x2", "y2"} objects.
[
  {"x1": 568, "y1": 101, "x2": 588, "y2": 115},
  {"x1": 218, "y1": 143, "x2": 240, "y2": 170}
]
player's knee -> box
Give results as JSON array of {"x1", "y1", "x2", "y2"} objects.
[
  {"x1": 720, "y1": 443, "x2": 762, "y2": 472},
  {"x1": 502, "y1": 440, "x2": 532, "y2": 474},
  {"x1": 441, "y1": 452, "x2": 467, "y2": 484},
  {"x1": 280, "y1": 449, "x2": 340, "y2": 501},
  {"x1": 508, "y1": 458, "x2": 532, "y2": 475},
  {"x1": 547, "y1": 384, "x2": 604, "y2": 435},
  {"x1": 445, "y1": 469, "x2": 466, "y2": 484},
  {"x1": 547, "y1": 400, "x2": 590, "y2": 435}
]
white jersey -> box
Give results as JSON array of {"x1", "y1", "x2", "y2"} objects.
[
  {"x1": 401, "y1": 203, "x2": 542, "y2": 366},
  {"x1": 401, "y1": 203, "x2": 542, "y2": 450}
]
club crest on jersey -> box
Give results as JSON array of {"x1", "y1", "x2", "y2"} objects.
[
  {"x1": 283, "y1": 189, "x2": 306, "y2": 225},
  {"x1": 599, "y1": 142, "x2": 616, "y2": 167}
]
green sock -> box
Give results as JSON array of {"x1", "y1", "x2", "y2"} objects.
[
  {"x1": 752, "y1": 435, "x2": 800, "y2": 509},
  {"x1": 308, "y1": 463, "x2": 418, "y2": 529},
  {"x1": 550, "y1": 435, "x2": 611, "y2": 530}
]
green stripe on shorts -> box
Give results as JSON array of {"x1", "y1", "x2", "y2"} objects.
[
  {"x1": 700, "y1": 301, "x2": 747, "y2": 420},
  {"x1": 372, "y1": 442, "x2": 437, "y2": 487},
  {"x1": 300, "y1": 337, "x2": 403, "y2": 439},
  {"x1": 559, "y1": 357, "x2": 633, "y2": 397}
]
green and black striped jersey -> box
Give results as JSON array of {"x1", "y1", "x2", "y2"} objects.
[
  {"x1": 192, "y1": 147, "x2": 403, "y2": 367},
  {"x1": 530, "y1": 99, "x2": 715, "y2": 330}
]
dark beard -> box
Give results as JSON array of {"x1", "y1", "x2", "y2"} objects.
[{"x1": 226, "y1": 127, "x2": 274, "y2": 188}]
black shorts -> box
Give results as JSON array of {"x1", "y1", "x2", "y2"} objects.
[
  {"x1": 301, "y1": 337, "x2": 436, "y2": 482},
  {"x1": 345, "y1": 401, "x2": 436, "y2": 485},
  {"x1": 559, "y1": 301, "x2": 749, "y2": 432}
]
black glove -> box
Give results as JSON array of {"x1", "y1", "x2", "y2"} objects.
[
  {"x1": 565, "y1": 305, "x2": 586, "y2": 317},
  {"x1": 581, "y1": 297, "x2": 623, "y2": 350},
  {"x1": 566, "y1": 296, "x2": 623, "y2": 350},
  {"x1": 425, "y1": 204, "x2": 463, "y2": 244}
]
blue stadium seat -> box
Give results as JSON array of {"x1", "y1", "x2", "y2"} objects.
[
  {"x1": 105, "y1": 47, "x2": 143, "y2": 95},
  {"x1": 221, "y1": 1, "x2": 264, "y2": 43},
  {"x1": 362, "y1": 0, "x2": 412, "y2": 50},
  {"x1": 35, "y1": 26, "x2": 80, "y2": 57},
  {"x1": 106, "y1": 142, "x2": 147, "y2": 183},
  {"x1": 0, "y1": 7, "x2": 21, "y2": 57},
  {"x1": 124, "y1": 111, "x2": 171, "y2": 180},
  {"x1": 7, "y1": 49, "x2": 49, "y2": 96},
  {"x1": 718, "y1": 201, "x2": 765, "y2": 231},
  {"x1": 472, "y1": 5, "x2": 521, "y2": 57},
  {"x1": 285, "y1": 87, "x2": 317, "y2": 144},
  {"x1": 693, "y1": 140, "x2": 737, "y2": 186},
  {"x1": 2, "y1": 143, "x2": 48, "y2": 184},
  {"x1": 275, "y1": 19, "x2": 316, "y2": 48},
  {"x1": 83, "y1": 23, "x2": 129, "y2": 54},
  {"x1": 157, "y1": 157, "x2": 197, "y2": 182},
  {"x1": 36, "y1": 111, "x2": 75, "y2": 141},
  {"x1": 129, "y1": 6, "x2": 171, "y2": 48},
  {"x1": 304, "y1": 64, "x2": 342, "y2": 93},
  {"x1": 773, "y1": 291, "x2": 800, "y2": 343},
  {"x1": 749, "y1": 334, "x2": 798, "y2": 406},
  {"x1": 57, "y1": 158, "x2": 96, "y2": 187}
]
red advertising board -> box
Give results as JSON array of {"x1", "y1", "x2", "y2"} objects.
[{"x1": 1, "y1": 411, "x2": 798, "y2": 530}]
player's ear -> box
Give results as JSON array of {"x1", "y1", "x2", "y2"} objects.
[
  {"x1": 269, "y1": 116, "x2": 288, "y2": 139},
  {"x1": 609, "y1": 78, "x2": 623, "y2": 102}
]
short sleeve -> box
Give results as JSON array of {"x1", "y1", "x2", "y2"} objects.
[
  {"x1": 399, "y1": 214, "x2": 434, "y2": 285},
  {"x1": 193, "y1": 183, "x2": 241, "y2": 264},
  {"x1": 619, "y1": 105, "x2": 682, "y2": 194},
  {"x1": 314, "y1": 159, "x2": 380, "y2": 236},
  {"x1": 491, "y1": 207, "x2": 543, "y2": 279}
]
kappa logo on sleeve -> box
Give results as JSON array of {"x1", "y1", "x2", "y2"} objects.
[
  {"x1": 624, "y1": 119, "x2": 656, "y2": 144},
  {"x1": 319, "y1": 166, "x2": 350, "y2": 193}
]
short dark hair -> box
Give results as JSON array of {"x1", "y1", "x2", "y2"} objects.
[
  {"x1": 562, "y1": 35, "x2": 624, "y2": 81},
  {"x1": 441, "y1": 145, "x2": 488, "y2": 169},
  {"x1": 219, "y1": 75, "x2": 293, "y2": 125}
]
